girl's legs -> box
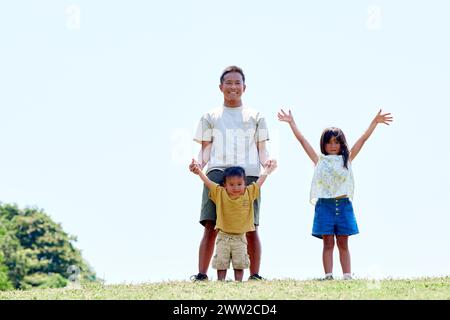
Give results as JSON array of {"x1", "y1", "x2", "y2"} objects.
[
  {"x1": 217, "y1": 270, "x2": 227, "y2": 281},
  {"x1": 336, "y1": 235, "x2": 351, "y2": 275},
  {"x1": 234, "y1": 269, "x2": 244, "y2": 282},
  {"x1": 322, "y1": 235, "x2": 335, "y2": 275}
]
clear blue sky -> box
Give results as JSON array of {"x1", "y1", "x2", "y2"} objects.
[{"x1": 1, "y1": 0, "x2": 449, "y2": 283}]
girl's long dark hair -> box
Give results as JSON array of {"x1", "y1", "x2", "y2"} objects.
[{"x1": 320, "y1": 127, "x2": 350, "y2": 169}]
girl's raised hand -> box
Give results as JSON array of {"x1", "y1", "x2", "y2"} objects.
[
  {"x1": 373, "y1": 109, "x2": 393, "y2": 125},
  {"x1": 277, "y1": 109, "x2": 294, "y2": 124}
]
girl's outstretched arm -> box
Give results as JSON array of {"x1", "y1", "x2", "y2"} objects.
[
  {"x1": 350, "y1": 109, "x2": 393, "y2": 161},
  {"x1": 278, "y1": 109, "x2": 318, "y2": 165}
]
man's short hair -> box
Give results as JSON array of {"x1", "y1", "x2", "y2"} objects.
[{"x1": 220, "y1": 66, "x2": 245, "y2": 84}]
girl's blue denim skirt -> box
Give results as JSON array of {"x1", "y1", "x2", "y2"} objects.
[{"x1": 312, "y1": 198, "x2": 359, "y2": 239}]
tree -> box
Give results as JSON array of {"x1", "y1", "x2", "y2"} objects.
[
  {"x1": 0, "y1": 203, "x2": 97, "y2": 289},
  {"x1": 0, "y1": 218, "x2": 13, "y2": 290}
]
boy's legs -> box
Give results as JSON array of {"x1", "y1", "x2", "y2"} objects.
[
  {"x1": 336, "y1": 235, "x2": 351, "y2": 274},
  {"x1": 217, "y1": 270, "x2": 227, "y2": 281},
  {"x1": 199, "y1": 221, "x2": 217, "y2": 275},
  {"x1": 213, "y1": 232, "x2": 232, "y2": 280},
  {"x1": 231, "y1": 233, "x2": 250, "y2": 281},
  {"x1": 234, "y1": 269, "x2": 244, "y2": 281},
  {"x1": 322, "y1": 235, "x2": 335, "y2": 275}
]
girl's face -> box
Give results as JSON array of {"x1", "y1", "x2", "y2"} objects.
[
  {"x1": 324, "y1": 136, "x2": 341, "y2": 155},
  {"x1": 224, "y1": 176, "x2": 246, "y2": 197}
]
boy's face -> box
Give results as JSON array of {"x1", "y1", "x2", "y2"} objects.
[
  {"x1": 324, "y1": 136, "x2": 341, "y2": 155},
  {"x1": 223, "y1": 176, "x2": 246, "y2": 197},
  {"x1": 219, "y1": 72, "x2": 246, "y2": 103}
]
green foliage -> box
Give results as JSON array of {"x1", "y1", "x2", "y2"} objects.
[
  {"x1": 0, "y1": 203, "x2": 97, "y2": 290},
  {"x1": 0, "y1": 218, "x2": 13, "y2": 290},
  {"x1": 0, "y1": 254, "x2": 13, "y2": 291},
  {"x1": 22, "y1": 273, "x2": 68, "y2": 289}
]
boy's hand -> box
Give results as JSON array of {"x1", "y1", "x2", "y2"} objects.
[
  {"x1": 256, "y1": 159, "x2": 277, "y2": 187},
  {"x1": 373, "y1": 109, "x2": 393, "y2": 125},
  {"x1": 262, "y1": 159, "x2": 277, "y2": 175},
  {"x1": 189, "y1": 159, "x2": 202, "y2": 175},
  {"x1": 277, "y1": 109, "x2": 295, "y2": 124}
]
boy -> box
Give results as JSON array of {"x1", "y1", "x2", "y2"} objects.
[{"x1": 190, "y1": 162, "x2": 276, "y2": 281}]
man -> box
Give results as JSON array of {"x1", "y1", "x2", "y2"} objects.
[{"x1": 189, "y1": 66, "x2": 276, "y2": 281}]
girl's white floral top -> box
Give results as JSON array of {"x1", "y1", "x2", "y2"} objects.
[{"x1": 310, "y1": 154, "x2": 354, "y2": 205}]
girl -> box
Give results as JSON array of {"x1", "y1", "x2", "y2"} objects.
[{"x1": 278, "y1": 109, "x2": 393, "y2": 280}]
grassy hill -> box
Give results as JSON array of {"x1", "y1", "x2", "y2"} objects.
[{"x1": 0, "y1": 277, "x2": 449, "y2": 300}]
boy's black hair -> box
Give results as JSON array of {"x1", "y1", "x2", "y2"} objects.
[
  {"x1": 222, "y1": 166, "x2": 246, "y2": 185},
  {"x1": 320, "y1": 127, "x2": 350, "y2": 169},
  {"x1": 220, "y1": 66, "x2": 245, "y2": 84}
]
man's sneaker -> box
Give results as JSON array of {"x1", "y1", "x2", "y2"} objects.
[
  {"x1": 248, "y1": 273, "x2": 265, "y2": 281},
  {"x1": 190, "y1": 273, "x2": 208, "y2": 281},
  {"x1": 343, "y1": 274, "x2": 353, "y2": 280},
  {"x1": 318, "y1": 275, "x2": 334, "y2": 281}
]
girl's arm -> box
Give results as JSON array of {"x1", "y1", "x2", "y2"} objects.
[
  {"x1": 189, "y1": 159, "x2": 216, "y2": 190},
  {"x1": 278, "y1": 109, "x2": 318, "y2": 165},
  {"x1": 350, "y1": 109, "x2": 393, "y2": 161}
]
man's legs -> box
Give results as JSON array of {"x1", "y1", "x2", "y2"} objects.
[
  {"x1": 246, "y1": 226, "x2": 261, "y2": 277},
  {"x1": 198, "y1": 220, "x2": 217, "y2": 275}
]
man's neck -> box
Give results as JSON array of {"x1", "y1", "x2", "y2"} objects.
[{"x1": 223, "y1": 99, "x2": 243, "y2": 108}]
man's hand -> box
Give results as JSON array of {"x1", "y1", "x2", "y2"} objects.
[
  {"x1": 189, "y1": 159, "x2": 202, "y2": 175},
  {"x1": 262, "y1": 159, "x2": 277, "y2": 175},
  {"x1": 256, "y1": 159, "x2": 277, "y2": 187}
]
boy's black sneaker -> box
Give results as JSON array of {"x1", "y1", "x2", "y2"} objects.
[
  {"x1": 248, "y1": 273, "x2": 265, "y2": 281},
  {"x1": 190, "y1": 273, "x2": 208, "y2": 281}
]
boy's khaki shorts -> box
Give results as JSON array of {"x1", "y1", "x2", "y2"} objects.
[{"x1": 212, "y1": 231, "x2": 250, "y2": 270}]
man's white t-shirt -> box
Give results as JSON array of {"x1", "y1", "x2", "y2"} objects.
[{"x1": 194, "y1": 105, "x2": 269, "y2": 177}]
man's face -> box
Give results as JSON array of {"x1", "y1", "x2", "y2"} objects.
[{"x1": 219, "y1": 72, "x2": 246, "y2": 103}]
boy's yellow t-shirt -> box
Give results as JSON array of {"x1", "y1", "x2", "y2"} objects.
[{"x1": 209, "y1": 182, "x2": 260, "y2": 234}]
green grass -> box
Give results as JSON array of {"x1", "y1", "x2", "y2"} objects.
[{"x1": 0, "y1": 277, "x2": 449, "y2": 300}]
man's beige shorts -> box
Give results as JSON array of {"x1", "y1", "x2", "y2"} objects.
[{"x1": 212, "y1": 231, "x2": 250, "y2": 270}]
